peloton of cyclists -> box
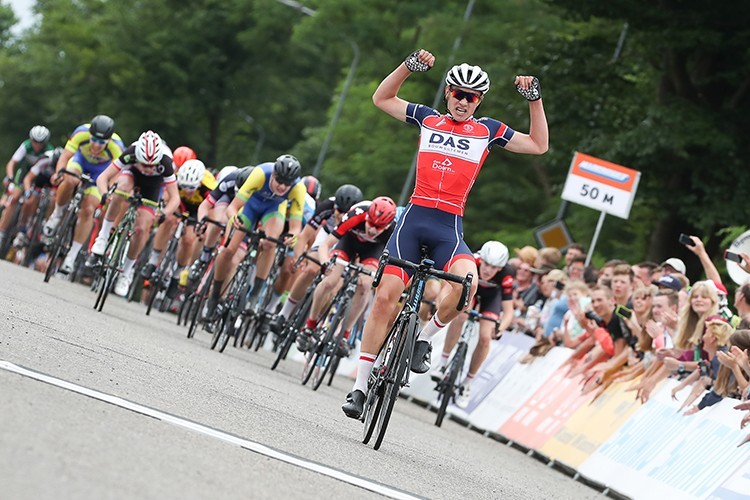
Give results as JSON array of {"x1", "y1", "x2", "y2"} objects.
[
  {"x1": 296, "y1": 196, "x2": 397, "y2": 356},
  {"x1": 201, "y1": 155, "x2": 306, "y2": 322}
]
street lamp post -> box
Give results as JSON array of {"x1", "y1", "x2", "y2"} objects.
[
  {"x1": 273, "y1": 0, "x2": 358, "y2": 178},
  {"x1": 397, "y1": 0, "x2": 477, "y2": 206}
]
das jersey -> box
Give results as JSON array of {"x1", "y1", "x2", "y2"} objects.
[{"x1": 405, "y1": 103, "x2": 516, "y2": 216}]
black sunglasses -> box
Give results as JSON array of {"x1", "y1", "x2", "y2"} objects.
[{"x1": 449, "y1": 89, "x2": 482, "y2": 104}]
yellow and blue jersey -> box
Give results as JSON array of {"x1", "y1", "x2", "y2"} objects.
[{"x1": 65, "y1": 123, "x2": 124, "y2": 165}]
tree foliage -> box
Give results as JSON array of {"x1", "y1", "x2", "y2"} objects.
[{"x1": 0, "y1": 0, "x2": 747, "y2": 269}]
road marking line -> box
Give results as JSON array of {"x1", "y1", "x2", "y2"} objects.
[{"x1": 1, "y1": 360, "x2": 422, "y2": 500}]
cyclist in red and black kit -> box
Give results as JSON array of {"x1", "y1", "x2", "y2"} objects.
[
  {"x1": 90, "y1": 130, "x2": 181, "y2": 297},
  {"x1": 342, "y1": 48, "x2": 548, "y2": 419},
  {"x1": 297, "y1": 196, "x2": 397, "y2": 355},
  {"x1": 268, "y1": 184, "x2": 364, "y2": 335},
  {"x1": 430, "y1": 241, "x2": 516, "y2": 409}
]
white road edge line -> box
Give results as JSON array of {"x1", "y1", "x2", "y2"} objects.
[{"x1": 1, "y1": 360, "x2": 422, "y2": 500}]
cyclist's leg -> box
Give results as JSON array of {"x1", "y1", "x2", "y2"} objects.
[
  {"x1": 0, "y1": 186, "x2": 23, "y2": 238},
  {"x1": 277, "y1": 245, "x2": 322, "y2": 323},
  {"x1": 304, "y1": 251, "x2": 346, "y2": 329},
  {"x1": 45, "y1": 154, "x2": 87, "y2": 234},
  {"x1": 418, "y1": 277, "x2": 441, "y2": 327},
  {"x1": 265, "y1": 253, "x2": 294, "y2": 313},
  {"x1": 93, "y1": 171, "x2": 133, "y2": 253},
  {"x1": 61, "y1": 192, "x2": 99, "y2": 270},
  {"x1": 259, "y1": 208, "x2": 285, "y2": 277},
  {"x1": 434, "y1": 309, "x2": 466, "y2": 372},
  {"x1": 143, "y1": 213, "x2": 175, "y2": 275}
]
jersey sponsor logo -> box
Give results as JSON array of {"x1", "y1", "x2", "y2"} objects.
[
  {"x1": 419, "y1": 130, "x2": 487, "y2": 162},
  {"x1": 431, "y1": 158, "x2": 455, "y2": 173},
  {"x1": 463, "y1": 124, "x2": 474, "y2": 132},
  {"x1": 428, "y1": 133, "x2": 471, "y2": 150},
  {"x1": 502, "y1": 275, "x2": 514, "y2": 291}
]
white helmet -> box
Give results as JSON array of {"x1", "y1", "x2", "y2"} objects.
[
  {"x1": 445, "y1": 63, "x2": 490, "y2": 94},
  {"x1": 479, "y1": 241, "x2": 509, "y2": 267},
  {"x1": 177, "y1": 159, "x2": 206, "y2": 190},
  {"x1": 216, "y1": 165, "x2": 238, "y2": 183},
  {"x1": 29, "y1": 125, "x2": 50, "y2": 143},
  {"x1": 135, "y1": 130, "x2": 164, "y2": 165}
]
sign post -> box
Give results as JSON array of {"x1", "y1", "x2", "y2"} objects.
[{"x1": 561, "y1": 152, "x2": 641, "y2": 265}]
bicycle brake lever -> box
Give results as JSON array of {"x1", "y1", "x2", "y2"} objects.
[{"x1": 457, "y1": 273, "x2": 473, "y2": 311}]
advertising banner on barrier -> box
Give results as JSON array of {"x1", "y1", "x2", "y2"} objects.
[
  {"x1": 466, "y1": 346, "x2": 571, "y2": 431},
  {"x1": 498, "y1": 364, "x2": 595, "y2": 449},
  {"x1": 538, "y1": 377, "x2": 646, "y2": 467},
  {"x1": 709, "y1": 459, "x2": 750, "y2": 499},
  {"x1": 578, "y1": 380, "x2": 750, "y2": 499}
]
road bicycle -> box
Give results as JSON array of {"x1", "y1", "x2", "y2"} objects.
[
  {"x1": 434, "y1": 309, "x2": 500, "y2": 427},
  {"x1": 92, "y1": 190, "x2": 158, "y2": 312},
  {"x1": 145, "y1": 212, "x2": 190, "y2": 315},
  {"x1": 43, "y1": 171, "x2": 93, "y2": 283},
  {"x1": 360, "y1": 250, "x2": 472, "y2": 450},
  {"x1": 270, "y1": 253, "x2": 327, "y2": 371},
  {"x1": 301, "y1": 257, "x2": 374, "y2": 391}
]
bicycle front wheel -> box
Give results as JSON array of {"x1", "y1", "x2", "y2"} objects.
[
  {"x1": 373, "y1": 313, "x2": 415, "y2": 450},
  {"x1": 435, "y1": 343, "x2": 465, "y2": 427}
]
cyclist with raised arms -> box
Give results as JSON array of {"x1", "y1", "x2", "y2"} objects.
[
  {"x1": 90, "y1": 130, "x2": 180, "y2": 296},
  {"x1": 430, "y1": 240, "x2": 515, "y2": 408},
  {"x1": 342, "y1": 49, "x2": 548, "y2": 418},
  {"x1": 0, "y1": 126, "x2": 53, "y2": 249},
  {"x1": 269, "y1": 183, "x2": 364, "y2": 335},
  {"x1": 202, "y1": 155, "x2": 306, "y2": 321},
  {"x1": 297, "y1": 196, "x2": 397, "y2": 355},
  {"x1": 43, "y1": 116, "x2": 125, "y2": 274}
]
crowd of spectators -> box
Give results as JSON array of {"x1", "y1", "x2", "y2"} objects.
[{"x1": 507, "y1": 236, "x2": 750, "y2": 446}]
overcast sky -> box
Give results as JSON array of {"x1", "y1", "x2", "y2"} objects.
[{"x1": 7, "y1": 0, "x2": 35, "y2": 33}]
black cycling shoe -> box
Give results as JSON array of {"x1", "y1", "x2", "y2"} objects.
[
  {"x1": 411, "y1": 340, "x2": 432, "y2": 374},
  {"x1": 165, "y1": 276, "x2": 180, "y2": 300},
  {"x1": 141, "y1": 263, "x2": 156, "y2": 279},
  {"x1": 342, "y1": 390, "x2": 366, "y2": 419},
  {"x1": 268, "y1": 314, "x2": 285, "y2": 336},
  {"x1": 336, "y1": 338, "x2": 351, "y2": 357},
  {"x1": 202, "y1": 295, "x2": 220, "y2": 322},
  {"x1": 296, "y1": 327, "x2": 315, "y2": 352}
]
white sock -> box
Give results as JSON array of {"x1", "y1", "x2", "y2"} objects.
[
  {"x1": 279, "y1": 295, "x2": 299, "y2": 319},
  {"x1": 98, "y1": 218, "x2": 114, "y2": 241},
  {"x1": 418, "y1": 314, "x2": 447, "y2": 342},
  {"x1": 265, "y1": 292, "x2": 282, "y2": 313},
  {"x1": 148, "y1": 249, "x2": 161, "y2": 266},
  {"x1": 463, "y1": 372, "x2": 476, "y2": 387},
  {"x1": 352, "y1": 352, "x2": 377, "y2": 393},
  {"x1": 52, "y1": 204, "x2": 65, "y2": 218},
  {"x1": 437, "y1": 351, "x2": 450, "y2": 368},
  {"x1": 123, "y1": 257, "x2": 136, "y2": 275},
  {"x1": 64, "y1": 241, "x2": 83, "y2": 265}
]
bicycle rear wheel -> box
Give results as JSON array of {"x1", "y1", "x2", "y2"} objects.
[
  {"x1": 373, "y1": 314, "x2": 415, "y2": 450},
  {"x1": 435, "y1": 343, "x2": 465, "y2": 427},
  {"x1": 300, "y1": 345, "x2": 319, "y2": 386},
  {"x1": 312, "y1": 300, "x2": 350, "y2": 390},
  {"x1": 187, "y1": 268, "x2": 213, "y2": 339}
]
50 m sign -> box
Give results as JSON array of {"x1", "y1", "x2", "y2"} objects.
[{"x1": 561, "y1": 152, "x2": 641, "y2": 219}]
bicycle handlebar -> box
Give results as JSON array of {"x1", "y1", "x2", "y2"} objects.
[
  {"x1": 235, "y1": 225, "x2": 291, "y2": 247},
  {"x1": 331, "y1": 255, "x2": 376, "y2": 278},
  {"x1": 294, "y1": 252, "x2": 323, "y2": 270},
  {"x1": 59, "y1": 169, "x2": 93, "y2": 184},
  {"x1": 372, "y1": 250, "x2": 473, "y2": 310}
]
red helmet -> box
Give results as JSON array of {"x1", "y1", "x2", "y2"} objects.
[
  {"x1": 367, "y1": 196, "x2": 396, "y2": 228},
  {"x1": 173, "y1": 146, "x2": 197, "y2": 168}
]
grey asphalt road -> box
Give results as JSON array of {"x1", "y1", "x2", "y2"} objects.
[{"x1": 0, "y1": 260, "x2": 603, "y2": 499}]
